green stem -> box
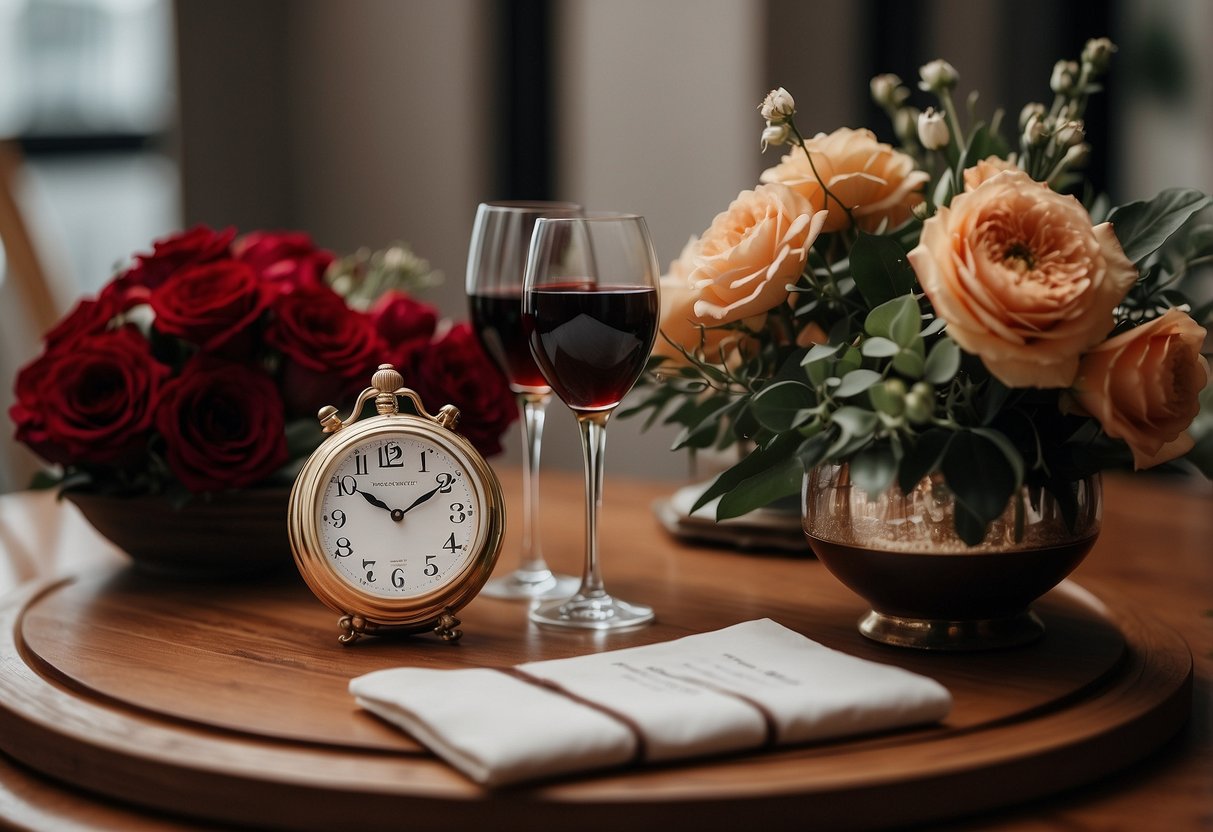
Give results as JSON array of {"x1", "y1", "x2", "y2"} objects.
[{"x1": 789, "y1": 122, "x2": 857, "y2": 228}]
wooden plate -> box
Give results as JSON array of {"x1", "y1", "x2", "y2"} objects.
[{"x1": 0, "y1": 562, "x2": 1192, "y2": 832}]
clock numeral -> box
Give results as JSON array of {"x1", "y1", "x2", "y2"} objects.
[
  {"x1": 449, "y1": 502, "x2": 466, "y2": 523},
  {"x1": 334, "y1": 475, "x2": 358, "y2": 496},
  {"x1": 362, "y1": 559, "x2": 376, "y2": 582},
  {"x1": 377, "y1": 442, "x2": 404, "y2": 469},
  {"x1": 419, "y1": 451, "x2": 429, "y2": 473},
  {"x1": 442, "y1": 533, "x2": 463, "y2": 555},
  {"x1": 391, "y1": 567, "x2": 405, "y2": 589},
  {"x1": 334, "y1": 537, "x2": 353, "y2": 558},
  {"x1": 435, "y1": 472, "x2": 454, "y2": 494},
  {"x1": 327, "y1": 509, "x2": 346, "y2": 528},
  {"x1": 353, "y1": 453, "x2": 369, "y2": 476},
  {"x1": 423, "y1": 554, "x2": 438, "y2": 577}
]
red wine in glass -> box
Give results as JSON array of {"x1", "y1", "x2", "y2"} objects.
[
  {"x1": 469, "y1": 286, "x2": 550, "y2": 393},
  {"x1": 524, "y1": 282, "x2": 658, "y2": 411},
  {"x1": 524, "y1": 212, "x2": 660, "y2": 631}
]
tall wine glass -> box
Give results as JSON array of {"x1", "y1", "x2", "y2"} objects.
[
  {"x1": 467, "y1": 201, "x2": 582, "y2": 600},
  {"x1": 523, "y1": 213, "x2": 660, "y2": 629}
]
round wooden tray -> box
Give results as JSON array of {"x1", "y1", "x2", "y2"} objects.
[{"x1": 0, "y1": 561, "x2": 1192, "y2": 832}]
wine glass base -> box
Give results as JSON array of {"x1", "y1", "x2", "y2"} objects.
[
  {"x1": 529, "y1": 593, "x2": 654, "y2": 630},
  {"x1": 481, "y1": 569, "x2": 580, "y2": 601}
]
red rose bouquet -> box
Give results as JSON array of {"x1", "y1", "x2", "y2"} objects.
[{"x1": 10, "y1": 226, "x2": 515, "y2": 498}]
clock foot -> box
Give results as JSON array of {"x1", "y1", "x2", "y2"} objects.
[
  {"x1": 337, "y1": 614, "x2": 373, "y2": 645},
  {"x1": 434, "y1": 611, "x2": 462, "y2": 642}
]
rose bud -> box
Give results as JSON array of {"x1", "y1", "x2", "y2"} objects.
[
  {"x1": 918, "y1": 59, "x2": 958, "y2": 93},
  {"x1": 917, "y1": 108, "x2": 950, "y2": 151}
]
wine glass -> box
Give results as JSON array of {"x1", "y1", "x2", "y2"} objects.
[
  {"x1": 523, "y1": 213, "x2": 660, "y2": 629},
  {"x1": 466, "y1": 201, "x2": 582, "y2": 600}
]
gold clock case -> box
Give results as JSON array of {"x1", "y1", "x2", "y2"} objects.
[{"x1": 287, "y1": 414, "x2": 505, "y2": 643}]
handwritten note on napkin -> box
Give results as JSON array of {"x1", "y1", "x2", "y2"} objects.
[{"x1": 350, "y1": 619, "x2": 951, "y2": 787}]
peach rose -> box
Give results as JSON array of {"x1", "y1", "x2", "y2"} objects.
[
  {"x1": 963, "y1": 156, "x2": 1019, "y2": 191},
  {"x1": 908, "y1": 169, "x2": 1137, "y2": 388},
  {"x1": 760, "y1": 127, "x2": 928, "y2": 233},
  {"x1": 796, "y1": 321, "x2": 829, "y2": 348},
  {"x1": 1065, "y1": 309, "x2": 1210, "y2": 469},
  {"x1": 655, "y1": 238, "x2": 760, "y2": 364},
  {"x1": 687, "y1": 183, "x2": 827, "y2": 324}
]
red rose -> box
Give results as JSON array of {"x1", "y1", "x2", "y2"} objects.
[
  {"x1": 370, "y1": 289, "x2": 438, "y2": 371},
  {"x1": 43, "y1": 293, "x2": 124, "y2": 348},
  {"x1": 265, "y1": 284, "x2": 385, "y2": 415},
  {"x1": 413, "y1": 323, "x2": 516, "y2": 456},
  {"x1": 155, "y1": 357, "x2": 289, "y2": 492},
  {"x1": 234, "y1": 230, "x2": 334, "y2": 291},
  {"x1": 118, "y1": 225, "x2": 235, "y2": 291},
  {"x1": 10, "y1": 327, "x2": 170, "y2": 466},
  {"x1": 149, "y1": 260, "x2": 275, "y2": 353}
]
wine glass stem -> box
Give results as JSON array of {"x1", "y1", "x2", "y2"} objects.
[
  {"x1": 575, "y1": 411, "x2": 610, "y2": 598},
  {"x1": 517, "y1": 391, "x2": 551, "y2": 575}
]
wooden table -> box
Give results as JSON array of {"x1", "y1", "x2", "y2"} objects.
[{"x1": 0, "y1": 469, "x2": 1209, "y2": 830}]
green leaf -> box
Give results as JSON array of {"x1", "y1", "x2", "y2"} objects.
[
  {"x1": 837, "y1": 346, "x2": 863, "y2": 376},
  {"x1": 716, "y1": 455, "x2": 804, "y2": 520},
  {"x1": 830, "y1": 406, "x2": 879, "y2": 443},
  {"x1": 1107, "y1": 189, "x2": 1213, "y2": 264},
  {"x1": 860, "y1": 336, "x2": 900, "y2": 358},
  {"x1": 892, "y1": 340, "x2": 926, "y2": 377},
  {"x1": 923, "y1": 337, "x2": 961, "y2": 384},
  {"x1": 959, "y1": 122, "x2": 1011, "y2": 168},
  {"x1": 672, "y1": 399, "x2": 741, "y2": 451},
  {"x1": 953, "y1": 501, "x2": 988, "y2": 546},
  {"x1": 796, "y1": 430, "x2": 835, "y2": 470},
  {"x1": 690, "y1": 433, "x2": 801, "y2": 514},
  {"x1": 932, "y1": 173, "x2": 953, "y2": 210},
  {"x1": 835, "y1": 369, "x2": 882, "y2": 398},
  {"x1": 849, "y1": 232, "x2": 917, "y2": 309},
  {"x1": 889, "y1": 298, "x2": 921, "y2": 347},
  {"x1": 805, "y1": 357, "x2": 830, "y2": 386},
  {"x1": 941, "y1": 431, "x2": 1017, "y2": 530},
  {"x1": 29, "y1": 469, "x2": 63, "y2": 491},
  {"x1": 970, "y1": 427, "x2": 1026, "y2": 491},
  {"x1": 851, "y1": 443, "x2": 899, "y2": 494},
  {"x1": 801, "y1": 342, "x2": 843, "y2": 366},
  {"x1": 750, "y1": 381, "x2": 817, "y2": 433},
  {"x1": 898, "y1": 428, "x2": 952, "y2": 493},
  {"x1": 865, "y1": 295, "x2": 918, "y2": 341},
  {"x1": 920, "y1": 316, "x2": 947, "y2": 337}
]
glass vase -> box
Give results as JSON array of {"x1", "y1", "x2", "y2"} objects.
[{"x1": 802, "y1": 464, "x2": 1101, "y2": 650}]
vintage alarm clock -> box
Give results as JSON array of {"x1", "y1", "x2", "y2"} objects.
[{"x1": 287, "y1": 364, "x2": 505, "y2": 644}]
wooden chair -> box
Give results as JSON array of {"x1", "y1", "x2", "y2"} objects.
[{"x1": 0, "y1": 141, "x2": 58, "y2": 335}]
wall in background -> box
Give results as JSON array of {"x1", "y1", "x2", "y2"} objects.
[{"x1": 5, "y1": 0, "x2": 1210, "y2": 492}]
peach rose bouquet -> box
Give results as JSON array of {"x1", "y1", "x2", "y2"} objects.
[{"x1": 626, "y1": 39, "x2": 1212, "y2": 544}]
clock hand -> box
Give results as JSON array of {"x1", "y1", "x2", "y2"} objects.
[
  {"x1": 398, "y1": 484, "x2": 443, "y2": 517},
  {"x1": 359, "y1": 490, "x2": 393, "y2": 513}
]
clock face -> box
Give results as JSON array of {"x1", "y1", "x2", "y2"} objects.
[{"x1": 315, "y1": 432, "x2": 483, "y2": 599}]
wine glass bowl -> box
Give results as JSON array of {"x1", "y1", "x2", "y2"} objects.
[
  {"x1": 466, "y1": 201, "x2": 582, "y2": 600},
  {"x1": 523, "y1": 213, "x2": 661, "y2": 629}
]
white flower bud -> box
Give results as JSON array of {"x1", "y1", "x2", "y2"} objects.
[
  {"x1": 1055, "y1": 119, "x2": 1085, "y2": 148},
  {"x1": 894, "y1": 107, "x2": 919, "y2": 145},
  {"x1": 1062, "y1": 142, "x2": 1090, "y2": 168},
  {"x1": 759, "y1": 87, "x2": 796, "y2": 123},
  {"x1": 917, "y1": 107, "x2": 950, "y2": 151},
  {"x1": 1018, "y1": 102, "x2": 1046, "y2": 132},
  {"x1": 760, "y1": 122, "x2": 790, "y2": 152},
  {"x1": 870, "y1": 74, "x2": 907, "y2": 109},
  {"x1": 1022, "y1": 114, "x2": 1047, "y2": 147},
  {"x1": 918, "y1": 59, "x2": 959, "y2": 92},
  {"x1": 1050, "y1": 60, "x2": 1080, "y2": 94},
  {"x1": 1082, "y1": 37, "x2": 1117, "y2": 72}
]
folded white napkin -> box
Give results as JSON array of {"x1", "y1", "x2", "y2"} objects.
[{"x1": 350, "y1": 619, "x2": 951, "y2": 787}]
